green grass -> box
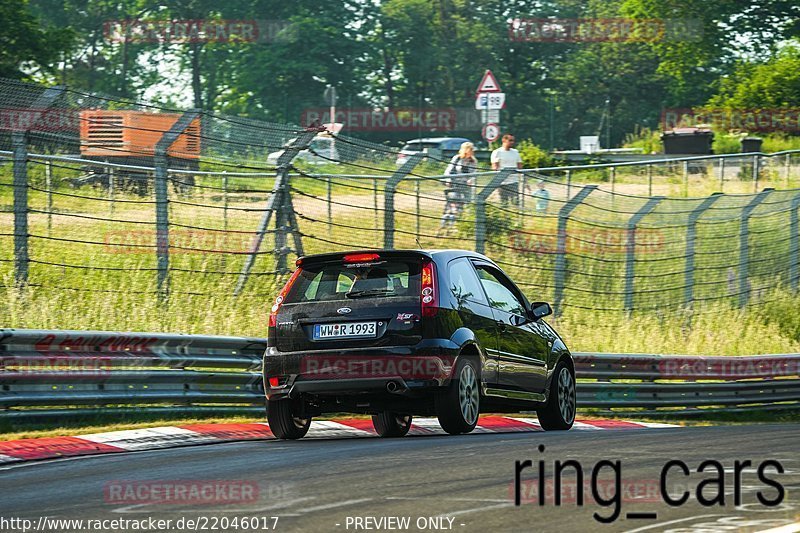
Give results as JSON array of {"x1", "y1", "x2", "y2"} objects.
[{"x1": 2, "y1": 158, "x2": 800, "y2": 356}]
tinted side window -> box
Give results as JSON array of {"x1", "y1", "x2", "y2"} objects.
[
  {"x1": 447, "y1": 258, "x2": 488, "y2": 306},
  {"x1": 475, "y1": 266, "x2": 526, "y2": 315}
]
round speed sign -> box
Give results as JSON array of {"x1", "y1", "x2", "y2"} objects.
[{"x1": 482, "y1": 123, "x2": 500, "y2": 143}]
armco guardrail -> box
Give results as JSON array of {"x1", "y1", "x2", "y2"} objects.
[
  {"x1": 0, "y1": 329, "x2": 798, "y2": 420},
  {"x1": 0, "y1": 329, "x2": 267, "y2": 419},
  {"x1": 574, "y1": 353, "x2": 800, "y2": 413}
]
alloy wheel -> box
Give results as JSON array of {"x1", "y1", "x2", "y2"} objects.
[
  {"x1": 557, "y1": 367, "x2": 576, "y2": 425},
  {"x1": 458, "y1": 364, "x2": 479, "y2": 425}
]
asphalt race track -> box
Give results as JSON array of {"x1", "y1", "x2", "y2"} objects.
[{"x1": 1, "y1": 424, "x2": 798, "y2": 533}]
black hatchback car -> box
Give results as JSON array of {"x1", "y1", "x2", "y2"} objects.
[{"x1": 263, "y1": 249, "x2": 576, "y2": 439}]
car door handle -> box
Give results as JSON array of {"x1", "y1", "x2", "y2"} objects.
[{"x1": 495, "y1": 320, "x2": 507, "y2": 332}]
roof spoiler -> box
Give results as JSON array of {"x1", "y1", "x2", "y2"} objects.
[{"x1": 296, "y1": 249, "x2": 432, "y2": 267}]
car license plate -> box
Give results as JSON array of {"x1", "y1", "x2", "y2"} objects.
[{"x1": 314, "y1": 322, "x2": 377, "y2": 340}]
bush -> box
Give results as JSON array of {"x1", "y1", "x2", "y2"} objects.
[
  {"x1": 516, "y1": 139, "x2": 553, "y2": 168},
  {"x1": 712, "y1": 132, "x2": 745, "y2": 154},
  {"x1": 762, "y1": 134, "x2": 800, "y2": 153},
  {"x1": 622, "y1": 127, "x2": 662, "y2": 154}
]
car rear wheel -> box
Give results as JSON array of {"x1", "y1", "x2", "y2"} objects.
[
  {"x1": 537, "y1": 361, "x2": 576, "y2": 431},
  {"x1": 372, "y1": 412, "x2": 412, "y2": 437},
  {"x1": 267, "y1": 399, "x2": 312, "y2": 440},
  {"x1": 436, "y1": 357, "x2": 480, "y2": 435}
]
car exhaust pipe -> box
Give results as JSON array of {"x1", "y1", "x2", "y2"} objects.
[{"x1": 386, "y1": 381, "x2": 400, "y2": 393}]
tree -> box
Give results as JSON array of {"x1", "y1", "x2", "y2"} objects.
[
  {"x1": 29, "y1": 0, "x2": 157, "y2": 97},
  {"x1": 225, "y1": 0, "x2": 370, "y2": 122},
  {"x1": 0, "y1": 0, "x2": 72, "y2": 80},
  {"x1": 707, "y1": 43, "x2": 800, "y2": 109}
]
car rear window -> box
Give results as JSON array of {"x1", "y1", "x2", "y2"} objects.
[{"x1": 285, "y1": 260, "x2": 421, "y2": 303}]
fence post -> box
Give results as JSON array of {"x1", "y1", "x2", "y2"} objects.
[
  {"x1": 624, "y1": 197, "x2": 663, "y2": 312},
  {"x1": 10, "y1": 85, "x2": 65, "y2": 288},
  {"x1": 753, "y1": 154, "x2": 760, "y2": 193},
  {"x1": 383, "y1": 153, "x2": 423, "y2": 249},
  {"x1": 684, "y1": 193, "x2": 723, "y2": 306},
  {"x1": 12, "y1": 133, "x2": 29, "y2": 288},
  {"x1": 786, "y1": 154, "x2": 792, "y2": 188},
  {"x1": 647, "y1": 164, "x2": 653, "y2": 197},
  {"x1": 566, "y1": 170, "x2": 572, "y2": 200},
  {"x1": 738, "y1": 188, "x2": 774, "y2": 307},
  {"x1": 683, "y1": 160, "x2": 689, "y2": 197},
  {"x1": 45, "y1": 159, "x2": 53, "y2": 236},
  {"x1": 373, "y1": 177, "x2": 378, "y2": 229},
  {"x1": 553, "y1": 185, "x2": 597, "y2": 315},
  {"x1": 154, "y1": 109, "x2": 201, "y2": 301},
  {"x1": 789, "y1": 192, "x2": 800, "y2": 291},
  {"x1": 222, "y1": 173, "x2": 228, "y2": 232},
  {"x1": 610, "y1": 166, "x2": 616, "y2": 195},
  {"x1": 108, "y1": 165, "x2": 115, "y2": 216},
  {"x1": 415, "y1": 178, "x2": 421, "y2": 237},
  {"x1": 474, "y1": 169, "x2": 512, "y2": 254},
  {"x1": 719, "y1": 158, "x2": 726, "y2": 192},
  {"x1": 326, "y1": 175, "x2": 332, "y2": 235},
  {"x1": 234, "y1": 129, "x2": 319, "y2": 295}
]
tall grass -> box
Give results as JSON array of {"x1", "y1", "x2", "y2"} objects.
[{"x1": 2, "y1": 157, "x2": 800, "y2": 356}]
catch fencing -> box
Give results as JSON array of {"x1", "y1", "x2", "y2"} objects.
[
  {"x1": 3, "y1": 77, "x2": 800, "y2": 318},
  {"x1": 0, "y1": 329, "x2": 797, "y2": 421}
]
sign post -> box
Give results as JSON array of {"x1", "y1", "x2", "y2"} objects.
[
  {"x1": 475, "y1": 70, "x2": 504, "y2": 143},
  {"x1": 324, "y1": 85, "x2": 338, "y2": 154}
]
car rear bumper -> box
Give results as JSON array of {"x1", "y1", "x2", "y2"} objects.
[{"x1": 263, "y1": 341, "x2": 460, "y2": 400}]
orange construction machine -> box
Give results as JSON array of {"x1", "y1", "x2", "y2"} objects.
[{"x1": 75, "y1": 110, "x2": 201, "y2": 194}]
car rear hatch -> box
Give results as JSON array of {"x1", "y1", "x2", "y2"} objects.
[{"x1": 272, "y1": 251, "x2": 430, "y2": 353}]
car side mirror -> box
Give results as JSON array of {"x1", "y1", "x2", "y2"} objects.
[{"x1": 528, "y1": 302, "x2": 553, "y2": 321}]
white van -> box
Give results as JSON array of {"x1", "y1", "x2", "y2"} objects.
[{"x1": 267, "y1": 134, "x2": 339, "y2": 166}]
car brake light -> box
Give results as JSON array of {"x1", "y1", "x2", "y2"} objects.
[
  {"x1": 421, "y1": 261, "x2": 438, "y2": 317},
  {"x1": 269, "y1": 268, "x2": 303, "y2": 328},
  {"x1": 343, "y1": 253, "x2": 381, "y2": 263}
]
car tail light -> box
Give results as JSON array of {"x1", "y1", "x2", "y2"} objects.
[
  {"x1": 420, "y1": 260, "x2": 438, "y2": 317},
  {"x1": 343, "y1": 253, "x2": 381, "y2": 263},
  {"x1": 268, "y1": 376, "x2": 280, "y2": 388},
  {"x1": 268, "y1": 268, "x2": 303, "y2": 328}
]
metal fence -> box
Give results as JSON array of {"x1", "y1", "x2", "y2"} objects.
[
  {"x1": 1, "y1": 329, "x2": 797, "y2": 421},
  {"x1": 3, "y1": 149, "x2": 800, "y2": 316},
  {"x1": 3, "y1": 76, "x2": 800, "y2": 319}
]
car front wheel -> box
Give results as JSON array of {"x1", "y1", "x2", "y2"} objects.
[
  {"x1": 267, "y1": 399, "x2": 312, "y2": 440},
  {"x1": 537, "y1": 360, "x2": 576, "y2": 431},
  {"x1": 436, "y1": 357, "x2": 480, "y2": 435}
]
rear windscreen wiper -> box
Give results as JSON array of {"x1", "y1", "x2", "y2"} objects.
[{"x1": 345, "y1": 289, "x2": 395, "y2": 299}]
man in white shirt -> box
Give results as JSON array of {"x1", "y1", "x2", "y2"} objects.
[{"x1": 490, "y1": 134, "x2": 525, "y2": 205}]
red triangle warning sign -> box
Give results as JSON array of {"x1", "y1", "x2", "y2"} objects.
[{"x1": 476, "y1": 70, "x2": 502, "y2": 93}]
